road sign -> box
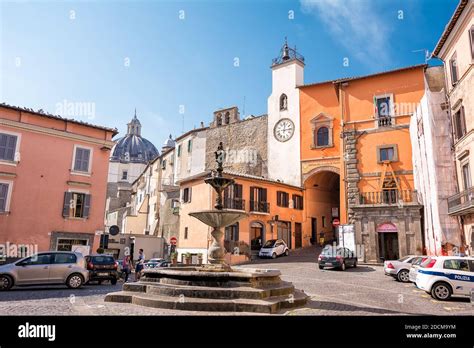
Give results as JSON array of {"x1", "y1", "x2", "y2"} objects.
[
  {"x1": 170, "y1": 237, "x2": 177, "y2": 246},
  {"x1": 332, "y1": 218, "x2": 340, "y2": 227}
]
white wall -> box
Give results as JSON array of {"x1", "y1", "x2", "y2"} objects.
[
  {"x1": 410, "y1": 80, "x2": 461, "y2": 255},
  {"x1": 267, "y1": 60, "x2": 304, "y2": 187}
]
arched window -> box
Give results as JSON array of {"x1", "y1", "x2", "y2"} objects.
[
  {"x1": 224, "y1": 112, "x2": 230, "y2": 124},
  {"x1": 316, "y1": 127, "x2": 329, "y2": 146},
  {"x1": 279, "y1": 94, "x2": 288, "y2": 111},
  {"x1": 216, "y1": 114, "x2": 222, "y2": 126}
]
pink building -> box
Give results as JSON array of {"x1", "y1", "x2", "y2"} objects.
[{"x1": 0, "y1": 104, "x2": 117, "y2": 258}]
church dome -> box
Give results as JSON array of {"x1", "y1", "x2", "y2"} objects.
[
  {"x1": 110, "y1": 111, "x2": 159, "y2": 163},
  {"x1": 162, "y1": 134, "x2": 175, "y2": 149}
]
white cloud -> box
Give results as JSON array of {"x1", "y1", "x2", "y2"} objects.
[{"x1": 300, "y1": 0, "x2": 392, "y2": 66}]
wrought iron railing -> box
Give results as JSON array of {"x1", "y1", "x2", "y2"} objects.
[
  {"x1": 249, "y1": 200, "x2": 270, "y2": 213},
  {"x1": 447, "y1": 186, "x2": 474, "y2": 215},
  {"x1": 223, "y1": 198, "x2": 245, "y2": 211},
  {"x1": 358, "y1": 190, "x2": 416, "y2": 205}
]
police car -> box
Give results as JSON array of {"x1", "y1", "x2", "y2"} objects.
[{"x1": 415, "y1": 256, "x2": 474, "y2": 301}]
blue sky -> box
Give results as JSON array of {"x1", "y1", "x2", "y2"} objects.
[{"x1": 0, "y1": 0, "x2": 457, "y2": 148}]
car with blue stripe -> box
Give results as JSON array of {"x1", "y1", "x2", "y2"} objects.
[{"x1": 415, "y1": 256, "x2": 474, "y2": 301}]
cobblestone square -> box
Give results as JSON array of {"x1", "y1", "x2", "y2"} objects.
[{"x1": 0, "y1": 247, "x2": 472, "y2": 316}]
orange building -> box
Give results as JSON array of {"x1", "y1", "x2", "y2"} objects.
[
  {"x1": 177, "y1": 171, "x2": 304, "y2": 263},
  {"x1": 0, "y1": 104, "x2": 117, "y2": 260},
  {"x1": 299, "y1": 65, "x2": 427, "y2": 262}
]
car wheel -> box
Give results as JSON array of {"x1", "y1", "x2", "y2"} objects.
[
  {"x1": 111, "y1": 278, "x2": 117, "y2": 285},
  {"x1": 431, "y1": 282, "x2": 452, "y2": 301},
  {"x1": 340, "y1": 262, "x2": 346, "y2": 271},
  {"x1": 0, "y1": 275, "x2": 13, "y2": 291},
  {"x1": 353, "y1": 260, "x2": 357, "y2": 268},
  {"x1": 397, "y1": 270, "x2": 410, "y2": 283},
  {"x1": 66, "y1": 274, "x2": 84, "y2": 289},
  {"x1": 272, "y1": 252, "x2": 277, "y2": 259},
  {"x1": 318, "y1": 265, "x2": 324, "y2": 270},
  {"x1": 285, "y1": 249, "x2": 289, "y2": 256}
]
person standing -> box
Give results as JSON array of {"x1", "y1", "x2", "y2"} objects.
[
  {"x1": 121, "y1": 255, "x2": 132, "y2": 282},
  {"x1": 135, "y1": 249, "x2": 145, "y2": 281}
]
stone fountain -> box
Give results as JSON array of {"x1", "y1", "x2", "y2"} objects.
[{"x1": 105, "y1": 143, "x2": 309, "y2": 314}]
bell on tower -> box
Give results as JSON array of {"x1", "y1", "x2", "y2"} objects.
[{"x1": 272, "y1": 38, "x2": 305, "y2": 67}]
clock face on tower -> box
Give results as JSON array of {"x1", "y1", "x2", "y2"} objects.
[{"x1": 273, "y1": 118, "x2": 295, "y2": 142}]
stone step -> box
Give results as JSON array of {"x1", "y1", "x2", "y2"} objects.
[
  {"x1": 123, "y1": 281, "x2": 295, "y2": 299},
  {"x1": 147, "y1": 282, "x2": 295, "y2": 299},
  {"x1": 105, "y1": 290, "x2": 309, "y2": 314}
]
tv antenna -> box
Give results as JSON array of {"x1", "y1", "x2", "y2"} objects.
[{"x1": 412, "y1": 49, "x2": 430, "y2": 64}]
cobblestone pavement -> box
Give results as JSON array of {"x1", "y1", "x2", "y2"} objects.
[{"x1": 0, "y1": 247, "x2": 472, "y2": 316}]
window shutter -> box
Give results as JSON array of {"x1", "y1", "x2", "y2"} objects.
[
  {"x1": 470, "y1": 27, "x2": 474, "y2": 59},
  {"x1": 82, "y1": 149, "x2": 90, "y2": 172},
  {"x1": 83, "y1": 194, "x2": 91, "y2": 218},
  {"x1": 261, "y1": 188, "x2": 267, "y2": 202},
  {"x1": 277, "y1": 192, "x2": 281, "y2": 206},
  {"x1": 235, "y1": 223, "x2": 239, "y2": 241},
  {"x1": 250, "y1": 187, "x2": 255, "y2": 202},
  {"x1": 188, "y1": 187, "x2": 192, "y2": 203},
  {"x1": 0, "y1": 183, "x2": 8, "y2": 211},
  {"x1": 62, "y1": 192, "x2": 72, "y2": 217},
  {"x1": 6, "y1": 135, "x2": 17, "y2": 161},
  {"x1": 461, "y1": 106, "x2": 466, "y2": 136},
  {"x1": 235, "y1": 184, "x2": 242, "y2": 199},
  {"x1": 74, "y1": 148, "x2": 83, "y2": 171}
]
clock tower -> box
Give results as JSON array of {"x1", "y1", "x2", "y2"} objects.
[{"x1": 267, "y1": 39, "x2": 305, "y2": 187}]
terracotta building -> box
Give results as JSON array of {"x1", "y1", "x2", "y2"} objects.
[
  {"x1": 432, "y1": 0, "x2": 474, "y2": 255},
  {"x1": 0, "y1": 104, "x2": 117, "y2": 258},
  {"x1": 299, "y1": 65, "x2": 427, "y2": 262}
]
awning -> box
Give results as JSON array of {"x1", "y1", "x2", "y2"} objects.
[{"x1": 376, "y1": 222, "x2": 397, "y2": 233}]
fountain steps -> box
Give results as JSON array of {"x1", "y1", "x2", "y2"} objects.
[
  {"x1": 121, "y1": 281, "x2": 296, "y2": 299},
  {"x1": 105, "y1": 289, "x2": 309, "y2": 314}
]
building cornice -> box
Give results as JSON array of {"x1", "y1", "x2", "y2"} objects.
[{"x1": 0, "y1": 118, "x2": 116, "y2": 148}]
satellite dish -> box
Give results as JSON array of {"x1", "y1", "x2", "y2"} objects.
[{"x1": 109, "y1": 225, "x2": 120, "y2": 236}]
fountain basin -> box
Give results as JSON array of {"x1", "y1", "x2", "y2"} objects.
[{"x1": 189, "y1": 210, "x2": 248, "y2": 228}]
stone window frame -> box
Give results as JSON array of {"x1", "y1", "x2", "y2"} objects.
[
  {"x1": 310, "y1": 113, "x2": 334, "y2": 149},
  {"x1": 373, "y1": 93, "x2": 395, "y2": 128},
  {"x1": 0, "y1": 179, "x2": 13, "y2": 213},
  {"x1": 0, "y1": 129, "x2": 21, "y2": 165},
  {"x1": 376, "y1": 144, "x2": 399, "y2": 163},
  {"x1": 71, "y1": 144, "x2": 93, "y2": 176}
]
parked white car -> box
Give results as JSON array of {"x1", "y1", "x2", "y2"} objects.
[
  {"x1": 408, "y1": 256, "x2": 429, "y2": 282},
  {"x1": 416, "y1": 256, "x2": 474, "y2": 300},
  {"x1": 258, "y1": 239, "x2": 289, "y2": 259},
  {"x1": 384, "y1": 255, "x2": 426, "y2": 283}
]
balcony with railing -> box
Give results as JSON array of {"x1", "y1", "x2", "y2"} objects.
[
  {"x1": 223, "y1": 198, "x2": 246, "y2": 211},
  {"x1": 377, "y1": 116, "x2": 392, "y2": 127},
  {"x1": 357, "y1": 190, "x2": 418, "y2": 206},
  {"x1": 249, "y1": 200, "x2": 270, "y2": 213},
  {"x1": 448, "y1": 186, "x2": 474, "y2": 215}
]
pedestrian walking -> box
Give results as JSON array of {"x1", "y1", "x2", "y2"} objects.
[
  {"x1": 121, "y1": 255, "x2": 132, "y2": 282},
  {"x1": 135, "y1": 249, "x2": 145, "y2": 281}
]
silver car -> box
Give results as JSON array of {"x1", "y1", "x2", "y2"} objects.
[
  {"x1": 408, "y1": 256, "x2": 429, "y2": 283},
  {"x1": 384, "y1": 255, "x2": 425, "y2": 282},
  {"x1": 0, "y1": 251, "x2": 89, "y2": 290}
]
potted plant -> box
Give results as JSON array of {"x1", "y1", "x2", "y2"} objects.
[
  {"x1": 184, "y1": 252, "x2": 192, "y2": 265},
  {"x1": 197, "y1": 253, "x2": 203, "y2": 265},
  {"x1": 170, "y1": 252, "x2": 178, "y2": 265}
]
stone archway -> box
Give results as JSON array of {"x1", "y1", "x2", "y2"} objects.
[
  {"x1": 303, "y1": 165, "x2": 340, "y2": 184},
  {"x1": 304, "y1": 167, "x2": 341, "y2": 245}
]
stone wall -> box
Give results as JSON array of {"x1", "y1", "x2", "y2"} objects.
[{"x1": 205, "y1": 115, "x2": 268, "y2": 177}]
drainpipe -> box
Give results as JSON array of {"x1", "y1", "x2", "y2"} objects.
[{"x1": 338, "y1": 82, "x2": 349, "y2": 223}]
